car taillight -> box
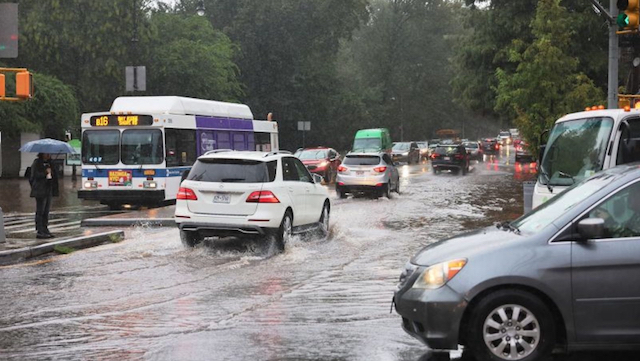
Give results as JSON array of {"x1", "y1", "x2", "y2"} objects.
[
  {"x1": 338, "y1": 165, "x2": 347, "y2": 172},
  {"x1": 246, "y1": 190, "x2": 280, "y2": 203},
  {"x1": 373, "y1": 166, "x2": 387, "y2": 173},
  {"x1": 430, "y1": 153, "x2": 439, "y2": 159},
  {"x1": 495, "y1": 144, "x2": 499, "y2": 150},
  {"x1": 177, "y1": 187, "x2": 198, "y2": 200}
]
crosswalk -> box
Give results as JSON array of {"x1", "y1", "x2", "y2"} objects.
[{"x1": 3, "y1": 213, "x2": 82, "y2": 237}]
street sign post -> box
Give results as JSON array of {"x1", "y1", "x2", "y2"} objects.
[
  {"x1": 297, "y1": 121, "x2": 311, "y2": 148},
  {"x1": 125, "y1": 66, "x2": 146, "y2": 92}
]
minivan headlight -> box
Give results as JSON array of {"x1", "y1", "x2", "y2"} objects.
[{"x1": 412, "y1": 259, "x2": 467, "y2": 289}]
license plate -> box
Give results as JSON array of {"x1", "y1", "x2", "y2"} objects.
[
  {"x1": 213, "y1": 193, "x2": 231, "y2": 203},
  {"x1": 108, "y1": 170, "x2": 132, "y2": 186},
  {"x1": 444, "y1": 157, "x2": 450, "y2": 161},
  {"x1": 356, "y1": 171, "x2": 365, "y2": 176}
]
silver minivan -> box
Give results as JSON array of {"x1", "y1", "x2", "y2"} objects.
[{"x1": 394, "y1": 163, "x2": 640, "y2": 361}]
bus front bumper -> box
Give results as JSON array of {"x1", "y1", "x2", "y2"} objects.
[{"x1": 78, "y1": 189, "x2": 166, "y2": 205}]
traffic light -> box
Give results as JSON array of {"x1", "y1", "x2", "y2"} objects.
[
  {"x1": 617, "y1": 0, "x2": 640, "y2": 30},
  {"x1": 16, "y1": 71, "x2": 33, "y2": 98},
  {"x1": 0, "y1": 4, "x2": 19, "y2": 58},
  {"x1": 0, "y1": 74, "x2": 5, "y2": 98}
]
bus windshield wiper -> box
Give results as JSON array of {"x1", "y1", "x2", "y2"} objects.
[
  {"x1": 558, "y1": 171, "x2": 575, "y2": 184},
  {"x1": 539, "y1": 167, "x2": 554, "y2": 193}
]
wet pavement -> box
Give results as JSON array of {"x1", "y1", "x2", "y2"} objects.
[{"x1": 0, "y1": 148, "x2": 634, "y2": 360}]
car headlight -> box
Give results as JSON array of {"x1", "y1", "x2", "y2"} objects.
[
  {"x1": 412, "y1": 259, "x2": 467, "y2": 289},
  {"x1": 402, "y1": 152, "x2": 409, "y2": 156}
]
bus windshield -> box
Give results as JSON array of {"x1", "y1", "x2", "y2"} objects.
[
  {"x1": 540, "y1": 117, "x2": 614, "y2": 187},
  {"x1": 122, "y1": 129, "x2": 164, "y2": 165},
  {"x1": 82, "y1": 130, "x2": 119, "y2": 165}
]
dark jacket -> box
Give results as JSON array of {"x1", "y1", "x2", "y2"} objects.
[{"x1": 29, "y1": 158, "x2": 59, "y2": 198}]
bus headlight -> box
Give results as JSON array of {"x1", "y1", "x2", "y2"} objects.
[
  {"x1": 143, "y1": 181, "x2": 157, "y2": 189},
  {"x1": 84, "y1": 181, "x2": 98, "y2": 189}
]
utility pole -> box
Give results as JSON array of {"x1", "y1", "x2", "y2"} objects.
[{"x1": 609, "y1": 0, "x2": 619, "y2": 108}]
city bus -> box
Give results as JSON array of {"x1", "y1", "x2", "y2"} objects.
[
  {"x1": 78, "y1": 96, "x2": 279, "y2": 209},
  {"x1": 532, "y1": 107, "x2": 640, "y2": 208}
]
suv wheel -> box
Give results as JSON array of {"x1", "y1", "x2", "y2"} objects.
[
  {"x1": 467, "y1": 289, "x2": 556, "y2": 361},
  {"x1": 180, "y1": 230, "x2": 203, "y2": 247},
  {"x1": 384, "y1": 183, "x2": 392, "y2": 199},
  {"x1": 275, "y1": 211, "x2": 293, "y2": 252},
  {"x1": 337, "y1": 187, "x2": 347, "y2": 199},
  {"x1": 317, "y1": 202, "x2": 330, "y2": 238},
  {"x1": 395, "y1": 179, "x2": 400, "y2": 194}
]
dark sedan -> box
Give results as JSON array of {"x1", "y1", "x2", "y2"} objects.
[
  {"x1": 481, "y1": 138, "x2": 500, "y2": 155},
  {"x1": 394, "y1": 163, "x2": 640, "y2": 361},
  {"x1": 430, "y1": 144, "x2": 469, "y2": 175},
  {"x1": 392, "y1": 142, "x2": 420, "y2": 164}
]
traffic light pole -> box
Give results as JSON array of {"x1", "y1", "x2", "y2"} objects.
[{"x1": 609, "y1": 0, "x2": 619, "y2": 109}]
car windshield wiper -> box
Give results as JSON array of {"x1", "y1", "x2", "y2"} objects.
[
  {"x1": 558, "y1": 171, "x2": 575, "y2": 184},
  {"x1": 496, "y1": 221, "x2": 521, "y2": 235},
  {"x1": 191, "y1": 171, "x2": 206, "y2": 181}
]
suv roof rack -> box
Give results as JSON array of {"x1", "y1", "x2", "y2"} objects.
[
  {"x1": 204, "y1": 149, "x2": 233, "y2": 155},
  {"x1": 263, "y1": 150, "x2": 291, "y2": 157}
]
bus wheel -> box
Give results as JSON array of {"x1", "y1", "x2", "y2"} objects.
[{"x1": 108, "y1": 203, "x2": 122, "y2": 211}]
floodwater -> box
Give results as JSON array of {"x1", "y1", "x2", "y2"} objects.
[{"x1": 0, "y1": 149, "x2": 632, "y2": 360}]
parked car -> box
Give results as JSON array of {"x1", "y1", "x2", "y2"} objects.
[
  {"x1": 336, "y1": 152, "x2": 400, "y2": 199},
  {"x1": 394, "y1": 163, "x2": 640, "y2": 361},
  {"x1": 481, "y1": 138, "x2": 500, "y2": 155},
  {"x1": 174, "y1": 150, "x2": 331, "y2": 251},
  {"x1": 294, "y1": 147, "x2": 341, "y2": 183},
  {"x1": 515, "y1": 141, "x2": 534, "y2": 162},
  {"x1": 463, "y1": 141, "x2": 483, "y2": 162},
  {"x1": 392, "y1": 141, "x2": 420, "y2": 164},
  {"x1": 430, "y1": 144, "x2": 470, "y2": 175}
]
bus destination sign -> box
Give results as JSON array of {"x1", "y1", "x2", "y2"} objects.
[{"x1": 90, "y1": 115, "x2": 154, "y2": 127}]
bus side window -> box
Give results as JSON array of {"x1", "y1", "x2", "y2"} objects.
[{"x1": 617, "y1": 118, "x2": 640, "y2": 165}]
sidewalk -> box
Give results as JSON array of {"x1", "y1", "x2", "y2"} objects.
[{"x1": 1, "y1": 205, "x2": 175, "y2": 266}]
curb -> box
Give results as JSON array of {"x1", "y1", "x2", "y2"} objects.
[
  {"x1": 0, "y1": 230, "x2": 125, "y2": 266},
  {"x1": 81, "y1": 218, "x2": 175, "y2": 227}
]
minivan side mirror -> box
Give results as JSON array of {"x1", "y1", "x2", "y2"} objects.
[
  {"x1": 577, "y1": 218, "x2": 605, "y2": 240},
  {"x1": 181, "y1": 170, "x2": 190, "y2": 182}
]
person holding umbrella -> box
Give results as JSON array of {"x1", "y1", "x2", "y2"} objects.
[
  {"x1": 30, "y1": 153, "x2": 59, "y2": 238},
  {"x1": 20, "y1": 138, "x2": 74, "y2": 239}
]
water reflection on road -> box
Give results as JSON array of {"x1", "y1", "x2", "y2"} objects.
[{"x1": 0, "y1": 150, "x2": 634, "y2": 361}]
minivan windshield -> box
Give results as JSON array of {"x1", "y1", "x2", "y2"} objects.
[
  {"x1": 540, "y1": 117, "x2": 614, "y2": 186},
  {"x1": 512, "y1": 171, "x2": 618, "y2": 234}
]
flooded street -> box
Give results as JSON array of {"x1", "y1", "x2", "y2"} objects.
[{"x1": 0, "y1": 152, "x2": 629, "y2": 360}]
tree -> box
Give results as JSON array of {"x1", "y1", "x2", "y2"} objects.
[{"x1": 494, "y1": 0, "x2": 604, "y2": 154}]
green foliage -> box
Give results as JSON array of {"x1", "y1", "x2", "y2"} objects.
[{"x1": 494, "y1": 0, "x2": 604, "y2": 154}]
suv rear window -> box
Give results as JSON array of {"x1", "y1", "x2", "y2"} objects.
[
  {"x1": 435, "y1": 146, "x2": 461, "y2": 155},
  {"x1": 188, "y1": 159, "x2": 276, "y2": 183},
  {"x1": 343, "y1": 155, "x2": 381, "y2": 165}
]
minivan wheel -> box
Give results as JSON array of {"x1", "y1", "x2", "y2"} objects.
[
  {"x1": 180, "y1": 230, "x2": 203, "y2": 247},
  {"x1": 275, "y1": 211, "x2": 293, "y2": 252},
  {"x1": 467, "y1": 289, "x2": 555, "y2": 361}
]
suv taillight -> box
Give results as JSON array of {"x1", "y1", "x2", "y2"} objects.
[
  {"x1": 338, "y1": 165, "x2": 347, "y2": 172},
  {"x1": 454, "y1": 154, "x2": 464, "y2": 160},
  {"x1": 430, "y1": 153, "x2": 439, "y2": 159},
  {"x1": 177, "y1": 187, "x2": 198, "y2": 200},
  {"x1": 373, "y1": 166, "x2": 387, "y2": 173},
  {"x1": 246, "y1": 191, "x2": 280, "y2": 203}
]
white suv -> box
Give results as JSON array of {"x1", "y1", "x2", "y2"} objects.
[{"x1": 175, "y1": 150, "x2": 331, "y2": 250}]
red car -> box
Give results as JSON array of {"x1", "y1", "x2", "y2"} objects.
[{"x1": 294, "y1": 147, "x2": 341, "y2": 183}]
